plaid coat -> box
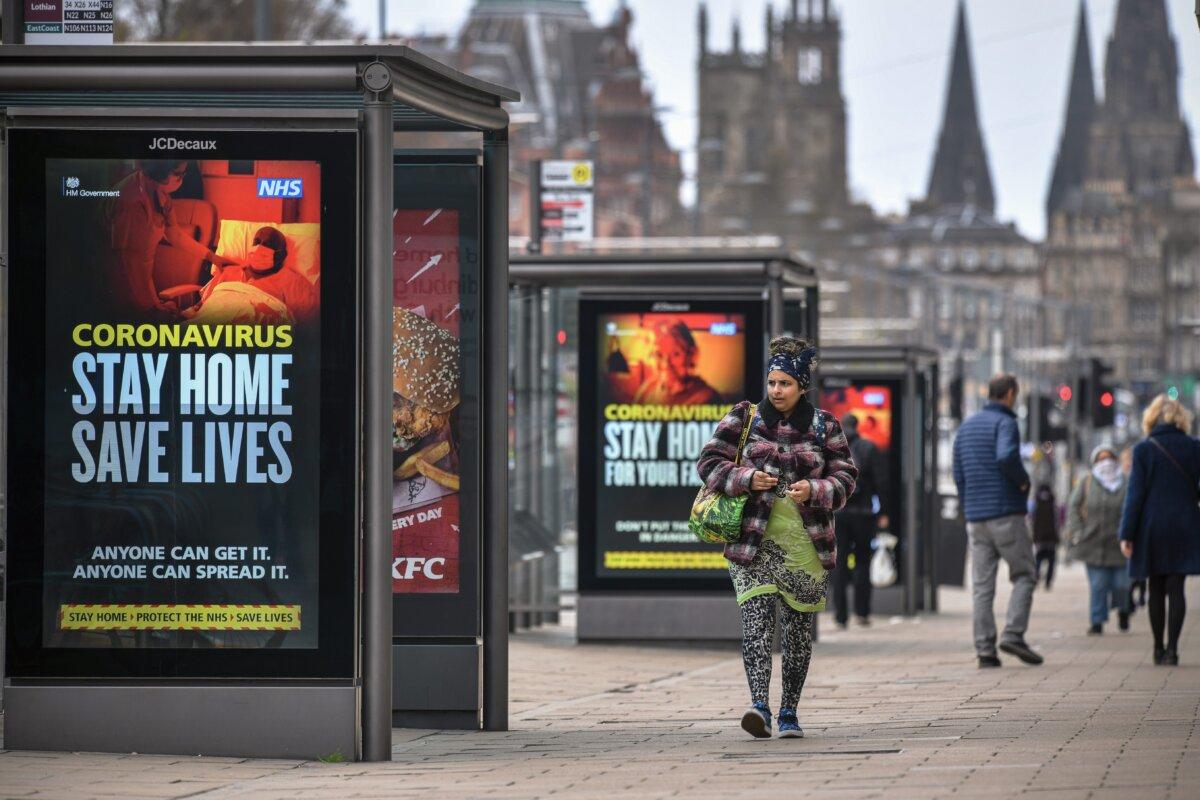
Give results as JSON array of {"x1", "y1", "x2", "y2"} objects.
[{"x1": 696, "y1": 398, "x2": 858, "y2": 570}]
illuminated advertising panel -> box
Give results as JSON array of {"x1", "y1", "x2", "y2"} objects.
[
  {"x1": 820, "y1": 377, "x2": 904, "y2": 582},
  {"x1": 578, "y1": 299, "x2": 764, "y2": 592},
  {"x1": 7, "y1": 129, "x2": 357, "y2": 678},
  {"x1": 390, "y1": 160, "x2": 480, "y2": 636}
]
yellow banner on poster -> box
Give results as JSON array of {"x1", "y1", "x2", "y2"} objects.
[
  {"x1": 603, "y1": 551, "x2": 727, "y2": 570},
  {"x1": 58, "y1": 604, "x2": 301, "y2": 631}
]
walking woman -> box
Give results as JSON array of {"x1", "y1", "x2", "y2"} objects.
[
  {"x1": 697, "y1": 336, "x2": 858, "y2": 738},
  {"x1": 1066, "y1": 447, "x2": 1130, "y2": 635},
  {"x1": 1118, "y1": 395, "x2": 1200, "y2": 666}
]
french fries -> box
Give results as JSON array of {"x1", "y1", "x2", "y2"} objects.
[
  {"x1": 394, "y1": 440, "x2": 450, "y2": 479},
  {"x1": 415, "y1": 458, "x2": 460, "y2": 491}
]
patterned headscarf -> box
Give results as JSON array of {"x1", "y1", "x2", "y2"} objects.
[{"x1": 766, "y1": 346, "x2": 820, "y2": 390}]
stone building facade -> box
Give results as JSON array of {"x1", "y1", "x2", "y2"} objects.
[
  {"x1": 695, "y1": 0, "x2": 875, "y2": 248},
  {"x1": 1043, "y1": 0, "x2": 1200, "y2": 397},
  {"x1": 406, "y1": 0, "x2": 685, "y2": 239}
]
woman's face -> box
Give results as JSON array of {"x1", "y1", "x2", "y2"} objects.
[
  {"x1": 656, "y1": 337, "x2": 690, "y2": 381},
  {"x1": 1094, "y1": 450, "x2": 1116, "y2": 466},
  {"x1": 767, "y1": 370, "x2": 803, "y2": 413}
]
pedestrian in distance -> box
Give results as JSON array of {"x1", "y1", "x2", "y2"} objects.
[
  {"x1": 952, "y1": 373, "x2": 1043, "y2": 668},
  {"x1": 1118, "y1": 395, "x2": 1200, "y2": 666},
  {"x1": 1065, "y1": 447, "x2": 1130, "y2": 635},
  {"x1": 697, "y1": 336, "x2": 858, "y2": 739},
  {"x1": 832, "y1": 412, "x2": 889, "y2": 628},
  {"x1": 1120, "y1": 445, "x2": 1147, "y2": 612},
  {"x1": 1030, "y1": 483, "x2": 1059, "y2": 590}
]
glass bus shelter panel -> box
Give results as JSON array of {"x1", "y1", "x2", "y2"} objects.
[{"x1": 390, "y1": 161, "x2": 481, "y2": 638}]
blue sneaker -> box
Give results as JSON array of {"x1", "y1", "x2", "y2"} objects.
[
  {"x1": 740, "y1": 702, "x2": 772, "y2": 739},
  {"x1": 777, "y1": 709, "x2": 804, "y2": 738}
]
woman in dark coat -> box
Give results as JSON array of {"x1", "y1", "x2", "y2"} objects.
[{"x1": 1118, "y1": 395, "x2": 1200, "y2": 666}]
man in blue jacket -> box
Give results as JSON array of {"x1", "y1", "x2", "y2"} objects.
[{"x1": 953, "y1": 374, "x2": 1043, "y2": 668}]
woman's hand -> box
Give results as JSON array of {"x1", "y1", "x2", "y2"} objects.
[
  {"x1": 1120, "y1": 540, "x2": 1133, "y2": 559},
  {"x1": 209, "y1": 252, "x2": 239, "y2": 268},
  {"x1": 750, "y1": 471, "x2": 778, "y2": 491},
  {"x1": 786, "y1": 480, "x2": 812, "y2": 503}
]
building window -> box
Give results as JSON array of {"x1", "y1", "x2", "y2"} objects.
[
  {"x1": 797, "y1": 48, "x2": 822, "y2": 85},
  {"x1": 1130, "y1": 299, "x2": 1160, "y2": 330}
]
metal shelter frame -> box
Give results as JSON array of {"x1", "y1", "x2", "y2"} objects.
[{"x1": 0, "y1": 45, "x2": 516, "y2": 761}]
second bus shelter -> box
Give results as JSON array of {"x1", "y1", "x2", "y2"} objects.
[{"x1": 509, "y1": 251, "x2": 819, "y2": 640}]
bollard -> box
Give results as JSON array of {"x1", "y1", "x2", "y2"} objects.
[
  {"x1": 518, "y1": 559, "x2": 532, "y2": 630},
  {"x1": 510, "y1": 560, "x2": 527, "y2": 630},
  {"x1": 531, "y1": 555, "x2": 545, "y2": 628},
  {"x1": 545, "y1": 548, "x2": 561, "y2": 625}
]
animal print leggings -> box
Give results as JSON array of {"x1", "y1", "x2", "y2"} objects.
[{"x1": 739, "y1": 593, "x2": 815, "y2": 712}]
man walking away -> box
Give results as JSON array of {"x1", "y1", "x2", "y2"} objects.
[
  {"x1": 833, "y1": 413, "x2": 889, "y2": 628},
  {"x1": 952, "y1": 374, "x2": 1043, "y2": 668}
]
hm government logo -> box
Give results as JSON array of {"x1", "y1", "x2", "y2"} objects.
[{"x1": 62, "y1": 176, "x2": 119, "y2": 199}]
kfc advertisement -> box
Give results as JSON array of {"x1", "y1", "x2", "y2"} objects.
[
  {"x1": 391, "y1": 207, "x2": 465, "y2": 594},
  {"x1": 578, "y1": 299, "x2": 764, "y2": 590}
]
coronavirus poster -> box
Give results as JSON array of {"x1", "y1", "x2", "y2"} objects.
[
  {"x1": 578, "y1": 299, "x2": 763, "y2": 591},
  {"x1": 7, "y1": 129, "x2": 357, "y2": 676}
]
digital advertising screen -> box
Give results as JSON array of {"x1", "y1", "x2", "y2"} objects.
[
  {"x1": 6, "y1": 129, "x2": 358, "y2": 678},
  {"x1": 820, "y1": 376, "x2": 904, "y2": 578},
  {"x1": 578, "y1": 299, "x2": 764, "y2": 592},
  {"x1": 390, "y1": 160, "x2": 480, "y2": 637}
]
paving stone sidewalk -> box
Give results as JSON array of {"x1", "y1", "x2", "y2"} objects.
[{"x1": 1, "y1": 560, "x2": 1197, "y2": 799}]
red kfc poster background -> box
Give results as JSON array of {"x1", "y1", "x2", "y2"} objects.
[
  {"x1": 391, "y1": 206, "x2": 463, "y2": 594},
  {"x1": 391, "y1": 495, "x2": 460, "y2": 593}
]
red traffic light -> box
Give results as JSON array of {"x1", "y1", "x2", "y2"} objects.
[
  {"x1": 1100, "y1": 391, "x2": 1114, "y2": 408},
  {"x1": 1057, "y1": 384, "x2": 1073, "y2": 403},
  {"x1": 556, "y1": 329, "x2": 567, "y2": 345}
]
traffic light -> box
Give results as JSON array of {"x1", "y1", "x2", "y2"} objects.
[
  {"x1": 1090, "y1": 358, "x2": 1115, "y2": 428},
  {"x1": 1032, "y1": 392, "x2": 1068, "y2": 441}
]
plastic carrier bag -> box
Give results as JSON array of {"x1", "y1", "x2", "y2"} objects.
[{"x1": 870, "y1": 532, "x2": 899, "y2": 588}]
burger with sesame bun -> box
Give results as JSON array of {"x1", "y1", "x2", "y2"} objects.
[{"x1": 392, "y1": 307, "x2": 461, "y2": 456}]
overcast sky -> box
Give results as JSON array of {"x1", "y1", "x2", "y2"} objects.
[{"x1": 350, "y1": 0, "x2": 1200, "y2": 241}]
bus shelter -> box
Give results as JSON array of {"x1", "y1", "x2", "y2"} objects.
[
  {"x1": 819, "y1": 346, "x2": 940, "y2": 616},
  {"x1": 0, "y1": 45, "x2": 515, "y2": 761},
  {"x1": 509, "y1": 251, "x2": 819, "y2": 640}
]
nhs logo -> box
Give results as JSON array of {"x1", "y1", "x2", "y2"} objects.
[{"x1": 256, "y1": 178, "x2": 304, "y2": 198}]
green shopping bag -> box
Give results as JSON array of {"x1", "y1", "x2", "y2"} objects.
[{"x1": 688, "y1": 405, "x2": 756, "y2": 544}]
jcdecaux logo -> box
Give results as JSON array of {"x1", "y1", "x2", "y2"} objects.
[{"x1": 257, "y1": 178, "x2": 304, "y2": 198}]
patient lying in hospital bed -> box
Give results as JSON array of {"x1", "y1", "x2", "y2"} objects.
[{"x1": 165, "y1": 224, "x2": 319, "y2": 326}]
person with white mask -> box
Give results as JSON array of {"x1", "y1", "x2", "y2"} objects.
[{"x1": 1066, "y1": 447, "x2": 1130, "y2": 635}]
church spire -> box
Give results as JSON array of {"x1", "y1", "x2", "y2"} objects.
[
  {"x1": 1047, "y1": 0, "x2": 1096, "y2": 219},
  {"x1": 925, "y1": 0, "x2": 995, "y2": 214},
  {"x1": 1104, "y1": 0, "x2": 1179, "y2": 120}
]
